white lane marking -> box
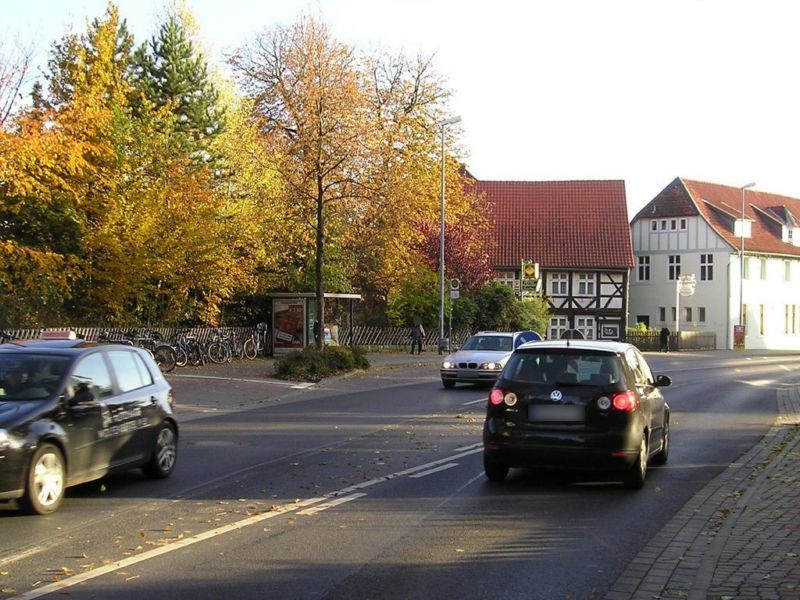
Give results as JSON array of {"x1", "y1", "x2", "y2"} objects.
[
  {"x1": 0, "y1": 545, "x2": 48, "y2": 567},
  {"x1": 297, "y1": 493, "x2": 366, "y2": 516},
  {"x1": 9, "y1": 496, "x2": 325, "y2": 600},
  {"x1": 409, "y1": 463, "x2": 459, "y2": 478},
  {"x1": 171, "y1": 374, "x2": 313, "y2": 388},
  {"x1": 11, "y1": 445, "x2": 484, "y2": 599},
  {"x1": 461, "y1": 396, "x2": 487, "y2": 406}
]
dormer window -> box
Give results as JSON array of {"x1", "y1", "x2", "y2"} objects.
[{"x1": 734, "y1": 218, "x2": 752, "y2": 239}]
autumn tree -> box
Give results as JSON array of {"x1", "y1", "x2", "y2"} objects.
[{"x1": 231, "y1": 15, "x2": 373, "y2": 348}]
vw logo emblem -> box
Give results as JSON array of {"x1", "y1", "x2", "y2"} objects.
[{"x1": 550, "y1": 390, "x2": 563, "y2": 401}]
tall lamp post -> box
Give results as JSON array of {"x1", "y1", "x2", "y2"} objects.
[
  {"x1": 438, "y1": 115, "x2": 461, "y2": 354},
  {"x1": 739, "y1": 182, "x2": 756, "y2": 328}
]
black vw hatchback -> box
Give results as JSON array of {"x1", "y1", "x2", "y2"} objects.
[
  {"x1": 0, "y1": 333, "x2": 178, "y2": 514},
  {"x1": 483, "y1": 340, "x2": 670, "y2": 488}
]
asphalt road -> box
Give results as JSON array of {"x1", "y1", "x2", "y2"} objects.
[{"x1": 0, "y1": 351, "x2": 797, "y2": 599}]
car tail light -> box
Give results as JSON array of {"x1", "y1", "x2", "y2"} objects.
[
  {"x1": 610, "y1": 390, "x2": 638, "y2": 412},
  {"x1": 490, "y1": 389, "x2": 517, "y2": 406}
]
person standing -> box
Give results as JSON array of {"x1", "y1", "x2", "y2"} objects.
[
  {"x1": 410, "y1": 320, "x2": 426, "y2": 354},
  {"x1": 659, "y1": 326, "x2": 670, "y2": 353}
]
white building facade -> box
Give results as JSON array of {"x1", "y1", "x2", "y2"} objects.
[{"x1": 629, "y1": 178, "x2": 800, "y2": 350}]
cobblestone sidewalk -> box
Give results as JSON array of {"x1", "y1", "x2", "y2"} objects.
[{"x1": 606, "y1": 385, "x2": 800, "y2": 600}]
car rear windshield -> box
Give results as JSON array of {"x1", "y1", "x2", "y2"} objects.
[
  {"x1": 461, "y1": 335, "x2": 513, "y2": 352},
  {"x1": 503, "y1": 351, "x2": 622, "y2": 386},
  {"x1": 0, "y1": 354, "x2": 71, "y2": 400}
]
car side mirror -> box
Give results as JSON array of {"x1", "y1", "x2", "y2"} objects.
[
  {"x1": 70, "y1": 382, "x2": 96, "y2": 405},
  {"x1": 654, "y1": 374, "x2": 672, "y2": 388}
]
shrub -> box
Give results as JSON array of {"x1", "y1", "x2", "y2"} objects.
[{"x1": 274, "y1": 346, "x2": 370, "y2": 381}]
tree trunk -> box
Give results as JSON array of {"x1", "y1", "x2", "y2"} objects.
[{"x1": 315, "y1": 187, "x2": 325, "y2": 351}]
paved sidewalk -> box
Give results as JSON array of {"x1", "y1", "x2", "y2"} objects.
[{"x1": 606, "y1": 385, "x2": 800, "y2": 600}]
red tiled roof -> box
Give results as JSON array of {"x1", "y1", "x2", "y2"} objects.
[
  {"x1": 634, "y1": 177, "x2": 800, "y2": 258},
  {"x1": 478, "y1": 180, "x2": 633, "y2": 269}
]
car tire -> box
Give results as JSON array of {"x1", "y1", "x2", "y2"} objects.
[
  {"x1": 144, "y1": 422, "x2": 178, "y2": 479},
  {"x1": 483, "y1": 453, "x2": 509, "y2": 482},
  {"x1": 21, "y1": 443, "x2": 66, "y2": 515},
  {"x1": 623, "y1": 435, "x2": 648, "y2": 489},
  {"x1": 652, "y1": 415, "x2": 670, "y2": 466},
  {"x1": 442, "y1": 379, "x2": 456, "y2": 389}
]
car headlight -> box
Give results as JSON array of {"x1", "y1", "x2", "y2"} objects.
[
  {"x1": 441, "y1": 361, "x2": 456, "y2": 369},
  {"x1": 0, "y1": 428, "x2": 9, "y2": 451},
  {"x1": 480, "y1": 362, "x2": 500, "y2": 370}
]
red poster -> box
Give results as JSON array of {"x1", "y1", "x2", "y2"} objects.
[{"x1": 273, "y1": 299, "x2": 305, "y2": 352}]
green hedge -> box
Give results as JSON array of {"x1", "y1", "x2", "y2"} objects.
[{"x1": 274, "y1": 346, "x2": 370, "y2": 382}]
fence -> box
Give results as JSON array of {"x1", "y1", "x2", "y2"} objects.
[
  {"x1": 2, "y1": 325, "x2": 474, "y2": 353},
  {"x1": 625, "y1": 330, "x2": 717, "y2": 352}
]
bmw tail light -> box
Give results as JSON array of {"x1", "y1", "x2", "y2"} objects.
[{"x1": 610, "y1": 390, "x2": 638, "y2": 412}]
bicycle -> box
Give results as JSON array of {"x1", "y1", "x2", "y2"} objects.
[
  {"x1": 123, "y1": 330, "x2": 177, "y2": 374},
  {"x1": 172, "y1": 333, "x2": 205, "y2": 367},
  {"x1": 242, "y1": 323, "x2": 268, "y2": 360}
]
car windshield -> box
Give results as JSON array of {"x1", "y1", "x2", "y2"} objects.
[
  {"x1": 0, "y1": 354, "x2": 71, "y2": 400},
  {"x1": 504, "y1": 351, "x2": 621, "y2": 386},
  {"x1": 460, "y1": 335, "x2": 513, "y2": 352}
]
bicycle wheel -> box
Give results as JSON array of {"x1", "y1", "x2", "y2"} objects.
[
  {"x1": 207, "y1": 341, "x2": 228, "y2": 364},
  {"x1": 243, "y1": 338, "x2": 257, "y2": 360},
  {"x1": 188, "y1": 342, "x2": 205, "y2": 366},
  {"x1": 153, "y1": 344, "x2": 177, "y2": 373},
  {"x1": 174, "y1": 345, "x2": 188, "y2": 368}
]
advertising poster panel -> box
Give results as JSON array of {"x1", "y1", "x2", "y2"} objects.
[{"x1": 273, "y1": 299, "x2": 305, "y2": 353}]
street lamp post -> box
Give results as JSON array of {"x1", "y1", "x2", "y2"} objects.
[
  {"x1": 438, "y1": 115, "x2": 461, "y2": 354},
  {"x1": 739, "y1": 182, "x2": 756, "y2": 328}
]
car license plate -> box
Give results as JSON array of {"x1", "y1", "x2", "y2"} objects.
[{"x1": 529, "y1": 404, "x2": 584, "y2": 422}]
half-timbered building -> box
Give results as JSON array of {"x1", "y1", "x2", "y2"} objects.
[{"x1": 477, "y1": 180, "x2": 634, "y2": 341}]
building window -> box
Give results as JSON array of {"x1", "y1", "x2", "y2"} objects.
[
  {"x1": 700, "y1": 254, "x2": 713, "y2": 281},
  {"x1": 496, "y1": 271, "x2": 518, "y2": 293},
  {"x1": 760, "y1": 258, "x2": 767, "y2": 280},
  {"x1": 668, "y1": 255, "x2": 681, "y2": 280},
  {"x1": 637, "y1": 256, "x2": 650, "y2": 281},
  {"x1": 576, "y1": 316, "x2": 595, "y2": 340},
  {"x1": 671, "y1": 307, "x2": 676, "y2": 321},
  {"x1": 651, "y1": 220, "x2": 658, "y2": 232},
  {"x1": 576, "y1": 273, "x2": 595, "y2": 296},
  {"x1": 685, "y1": 307, "x2": 693, "y2": 322},
  {"x1": 550, "y1": 273, "x2": 568, "y2": 295},
  {"x1": 670, "y1": 219, "x2": 677, "y2": 230},
  {"x1": 660, "y1": 219, "x2": 668, "y2": 231},
  {"x1": 698, "y1": 307, "x2": 706, "y2": 322},
  {"x1": 659, "y1": 306, "x2": 666, "y2": 322},
  {"x1": 549, "y1": 317, "x2": 568, "y2": 340},
  {"x1": 680, "y1": 218, "x2": 687, "y2": 230}
]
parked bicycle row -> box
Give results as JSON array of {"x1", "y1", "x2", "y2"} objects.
[
  {"x1": 0, "y1": 326, "x2": 270, "y2": 375},
  {"x1": 97, "y1": 325, "x2": 270, "y2": 373}
]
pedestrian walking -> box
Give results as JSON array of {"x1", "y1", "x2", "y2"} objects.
[
  {"x1": 659, "y1": 326, "x2": 670, "y2": 352},
  {"x1": 410, "y1": 321, "x2": 425, "y2": 354}
]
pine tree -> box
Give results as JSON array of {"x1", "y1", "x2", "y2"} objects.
[{"x1": 132, "y1": 15, "x2": 224, "y2": 163}]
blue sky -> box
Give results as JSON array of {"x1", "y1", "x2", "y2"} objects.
[{"x1": 3, "y1": 0, "x2": 798, "y2": 215}]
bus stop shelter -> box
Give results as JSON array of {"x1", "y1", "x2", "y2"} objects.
[{"x1": 266, "y1": 292, "x2": 361, "y2": 354}]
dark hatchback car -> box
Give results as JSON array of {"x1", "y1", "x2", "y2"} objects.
[
  {"x1": 483, "y1": 340, "x2": 670, "y2": 488},
  {"x1": 0, "y1": 334, "x2": 178, "y2": 514}
]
